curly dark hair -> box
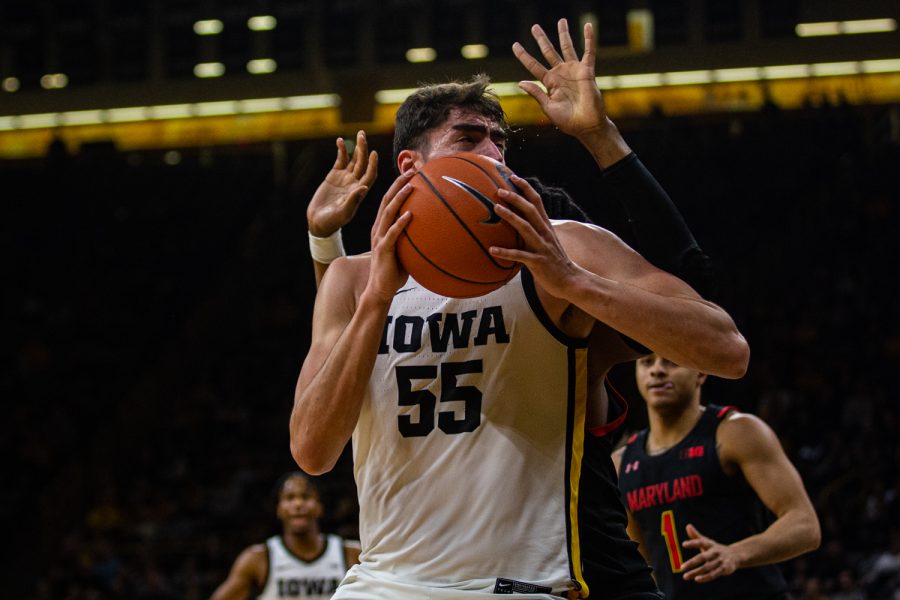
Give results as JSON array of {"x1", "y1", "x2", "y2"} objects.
[{"x1": 392, "y1": 74, "x2": 509, "y2": 172}]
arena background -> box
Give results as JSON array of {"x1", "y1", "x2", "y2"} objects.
[{"x1": 2, "y1": 1, "x2": 899, "y2": 598}]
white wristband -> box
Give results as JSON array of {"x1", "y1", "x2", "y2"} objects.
[{"x1": 309, "y1": 229, "x2": 347, "y2": 264}]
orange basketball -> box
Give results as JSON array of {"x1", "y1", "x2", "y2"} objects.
[{"x1": 396, "y1": 152, "x2": 523, "y2": 298}]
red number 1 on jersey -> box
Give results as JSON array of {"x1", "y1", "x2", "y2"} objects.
[{"x1": 660, "y1": 509, "x2": 685, "y2": 572}]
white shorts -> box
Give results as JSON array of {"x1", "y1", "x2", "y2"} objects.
[{"x1": 334, "y1": 564, "x2": 569, "y2": 599}]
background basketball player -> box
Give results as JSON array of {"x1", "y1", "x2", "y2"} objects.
[
  {"x1": 210, "y1": 472, "x2": 359, "y2": 600},
  {"x1": 614, "y1": 354, "x2": 820, "y2": 599}
]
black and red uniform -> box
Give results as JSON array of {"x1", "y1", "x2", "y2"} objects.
[{"x1": 618, "y1": 404, "x2": 788, "y2": 600}]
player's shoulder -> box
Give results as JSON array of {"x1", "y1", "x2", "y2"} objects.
[
  {"x1": 318, "y1": 253, "x2": 372, "y2": 296},
  {"x1": 553, "y1": 219, "x2": 635, "y2": 253},
  {"x1": 717, "y1": 410, "x2": 782, "y2": 459},
  {"x1": 233, "y1": 542, "x2": 269, "y2": 577}
]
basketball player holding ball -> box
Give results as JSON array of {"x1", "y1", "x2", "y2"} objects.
[{"x1": 293, "y1": 19, "x2": 746, "y2": 599}]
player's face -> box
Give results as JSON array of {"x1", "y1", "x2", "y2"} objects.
[
  {"x1": 276, "y1": 475, "x2": 324, "y2": 534},
  {"x1": 422, "y1": 108, "x2": 508, "y2": 164},
  {"x1": 635, "y1": 354, "x2": 706, "y2": 412}
]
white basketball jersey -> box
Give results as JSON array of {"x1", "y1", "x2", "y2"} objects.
[
  {"x1": 350, "y1": 271, "x2": 590, "y2": 595},
  {"x1": 258, "y1": 534, "x2": 348, "y2": 599}
]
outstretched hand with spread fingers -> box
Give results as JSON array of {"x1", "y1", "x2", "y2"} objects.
[
  {"x1": 308, "y1": 129, "x2": 378, "y2": 237},
  {"x1": 512, "y1": 18, "x2": 609, "y2": 141}
]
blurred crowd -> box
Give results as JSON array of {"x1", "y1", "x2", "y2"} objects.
[{"x1": 3, "y1": 99, "x2": 898, "y2": 599}]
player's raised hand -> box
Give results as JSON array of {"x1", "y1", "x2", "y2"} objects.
[
  {"x1": 680, "y1": 524, "x2": 740, "y2": 583},
  {"x1": 308, "y1": 130, "x2": 378, "y2": 237},
  {"x1": 513, "y1": 18, "x2": 608, "y2": 141}
]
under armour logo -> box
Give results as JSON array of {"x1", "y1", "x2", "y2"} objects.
[{"x1": 624, "y1": 460, "x2": 640, "y2": 473}]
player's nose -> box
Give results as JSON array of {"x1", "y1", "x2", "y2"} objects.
[{"x1": 476, "y1": 139, "x2": 504, "y2": 162}]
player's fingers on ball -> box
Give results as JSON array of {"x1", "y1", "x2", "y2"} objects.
[
  {"x1": 509, "y1": 174, "x2": 550, "y2": 219},
  {"x1": 489, "y1": 246, "x2": 528, "y2": 264},
  {"x1": 383, "y1": 211, "x2": 412, "y2": 245},
  {"x1": 557, "y1": 18, "x2": 578, "y2": 62},
  {"x1": 495, "y1": 191, "x2": 544, "y2": 231}
]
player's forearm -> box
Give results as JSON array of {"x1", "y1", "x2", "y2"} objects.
[
  {"x1": 565, "y1": 268, "x2": 749, "y2": 378},
  {"x1": 290, "y1": 292, "x2": 392, "y2": 474},
  {"x1": 575, "y1": 117, "x2": 632, "y2": 169},
  {"x1": 729, "y1": 508, "x2": 822, "y2": 569}
]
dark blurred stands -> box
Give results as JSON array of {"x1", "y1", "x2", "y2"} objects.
[{"x1": 2, "y1": 100, "x2": 899, "y2": 599}]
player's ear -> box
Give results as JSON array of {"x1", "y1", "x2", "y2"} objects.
[{"x1": 398, "y1": 149, "x2": 424, "y2": 174}]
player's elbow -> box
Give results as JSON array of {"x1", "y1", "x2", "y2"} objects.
[
  {"x1": 289, "y1": 435, "x2": 336, "y2": 476},
  {"x1": 802, "y1": 512, "x2": 822, "y2": 553},
  {"x1": 717, "y1": 332, "x2": 750, "y2": 379}
]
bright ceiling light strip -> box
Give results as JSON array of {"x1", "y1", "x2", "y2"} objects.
[
  {"x1": 861, "y1": 59, "x2": 900, "y2": 73},
  {"x1": 490, "y1": 82, "x2": 529, "y2": 96},
  {"x1": 61, "y1": 110, "x2": 105, "y2": 126},
  {"x1": 842, "y1": 18, "x2": 897, "y2": 34},
  {"x1": 595, "y1": 76, "x2": 615, "y2": 89},
  {"x1": 796, "y1": 22, "x2": 841, "y2": 37},
  {"x1": 148, "y1": 104, "x2": 193, "y2": 119},
  {"x1": 107, "y1": 107, "x2": 149, "y2": 123},
  {"x1": 239, "y1": 98, "x2": 284, "y2": 113},
  {"x1": 19, "y1": 113, "x2": 60, "y2": 129},
  {"x1": 0, "y1": 93, "x2": 341, "y2": 131},
  {"x1": 374, "y1": 88, "x2": 417, "y2": 104},
  {"x1": 283, "y1": 94, "x2": 340, "y2": 109},
  {"x1": 714, "y1": 67, "x2": 760, "y2": 82},
  {"x1": 762, "y1": 64, "x2": 810, "y2": 79},
  {"x1": 796, "y1": 18, "x2": 897, "y2": 37},
  {"x1": 811, "y1": 62, "x2": 860, "y2": 76},
  {"x1": 194, "y1": 101, "x2": 238, "y2": 116},
  {"x1": 665, "y1": 70, "x2": 713, "y2": 85},
  {"x1": 617, "y1": 73, "x2": 664, "y2": 88}
]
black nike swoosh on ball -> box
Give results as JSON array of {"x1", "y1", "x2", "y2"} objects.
[
  {"x1": 394, "y1": 288, "x2": 415, "y2": 295},
  {"x1": 442, "y1": 175, "x2": 502, "y2": 224}
]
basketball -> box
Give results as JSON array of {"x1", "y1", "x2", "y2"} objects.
[{"x1": 396, "y1": 152, "x2": 524, "y2": 298}]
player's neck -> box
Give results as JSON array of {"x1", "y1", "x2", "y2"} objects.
[
  {"x1": 283, "y1": 529, "x2": 325, "y2": 560},
  {"x1": 646, "y1": 403, "x2": 703, "y2": 455}
]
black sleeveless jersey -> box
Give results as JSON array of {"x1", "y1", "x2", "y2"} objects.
[
  {"x1": 618, "y1": 405, "x2": 788, "y2": 600},
  {"x1": 578, "y1": 384, "x2": 662, "y2": 599}
]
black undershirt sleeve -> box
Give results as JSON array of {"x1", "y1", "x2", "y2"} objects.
[{"x1": 590, "y1": 152, "x2": 717, "y2": 300}]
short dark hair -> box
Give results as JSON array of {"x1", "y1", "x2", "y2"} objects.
[
  {"x1": 271, "y1": 471, "x2": 318, "y2": 509},
  {"x1": 392, "y1": 74, "x2": 508, "y2": 172}
]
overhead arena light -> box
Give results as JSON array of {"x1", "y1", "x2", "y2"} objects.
[
  {"x1": 461, "y1": 44, "x2": 489, "y2": 59},
  {"x1": 248, "y1": 15, "x2": 277, "y2": 31},
  {"x1": 194, "y1": 62, "x2": 225, "y2": 78},
  {"x1": 194, "y1": 19, "x2": 224, "y2": 35},
  {"x1": 406, "y1": 48, "x2": 437, "y2": 63},
  {"x1": 2, "y1": 77, "x2": 20, "y2": 92},
  {"x1": 796, "y1": 18, "x2": 897, "y2": 37},
  {"x1": 247, "y1": 58, "x2": 277, "y2": 74},
  {"x1": 40, "y1": 73, "x2": 69, "y2": 89}
]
